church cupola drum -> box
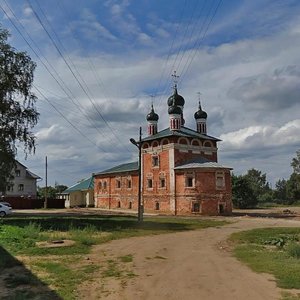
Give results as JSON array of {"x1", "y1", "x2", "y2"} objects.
[
  {"x1": 146, "y1": 104, "x2": 159, "y2": 135},
  {"x1": 194, "y1": 101, "x2": 208, "y2": 134}
]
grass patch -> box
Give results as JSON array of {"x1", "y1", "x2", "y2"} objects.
[
  {"x1": 102, "y1": 259, "x2": 122, "y2": 278},
  {"x1": 119, "y1": 254, "x2": 133, "y2": 263},
  {"x1": 231, "y1": 227, "x2": 300, "y2": 289},
  {"x1": 0, "y1": 215, "x2": 228, "y2": 299}
]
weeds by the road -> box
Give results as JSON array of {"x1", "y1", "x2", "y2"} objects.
[
  {"x1": 0, "y1": 215, "x2": 227, "y2": 299},
  {"x1": 231, "y1": 227, "x2": 300, "y2": 291}
]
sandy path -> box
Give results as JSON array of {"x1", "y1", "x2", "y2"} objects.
[{"x1": 79, "y1": 216, "x2": 300, "y2": 300}]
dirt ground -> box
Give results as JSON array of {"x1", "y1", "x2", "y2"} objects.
[
  {"x1": 6, "y1": 207, "x2": 300, "y2": 299},
  {"x1": 78, "y1": 215, "x2": 300, "y2": 300}
]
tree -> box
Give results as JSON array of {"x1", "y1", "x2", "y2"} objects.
[
  {"x1": 291, "y1": 150, "x2": 300, "y2": 174},
  {"x1": 286, "y1": 173, "x2": 300, "y2": 202},
  {"x1": 37, "y1": 186, "x2": 57, "y2": 199},
  {"x1": 244, "y1": 168, "x2": 270, "y2": 202},
  {"x1": 37, "y1": 185, "x2": 68, "y2": 199},
  {"x1": 274, "y1": 178, "x2": 288, "y2": 203},
  {"x1": 0, "y1": 27, "x2": 39, "y2": 194},
  {"x1": 232, "y1": 174, "x2": 258, "y2": 209}
]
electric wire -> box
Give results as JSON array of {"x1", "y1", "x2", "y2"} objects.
[
  {"x1": 179, "y1": 0, "x2": 223, "y2": 84},
  {"x1": 1, "y1": 1, "x2": 130, "y2": 153},
  {"x1": 34, "y1": 85, "x2": 108, "y2": 152},
  {"x1": 27, "y1": 0, "x2": 132, "y2": 153}
]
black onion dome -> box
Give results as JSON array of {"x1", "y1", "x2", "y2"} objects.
[
  {"x1": 146, "y1": 105, "x2": 159, "y2": 121},
  {"x1": 194, "y1": 102, "x2": 207, "y2": 119},
  {"x1": 168, "y1": 104, "x2": 182, "y2": 115},
  {"x1": 167, "y1": 86, "x2": 185, "y2": 107}
]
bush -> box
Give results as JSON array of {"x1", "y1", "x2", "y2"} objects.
[{"x1": 287, "y1": 242, "x2": 300, "y2": 259}]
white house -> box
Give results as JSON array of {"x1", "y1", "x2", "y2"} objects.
[
  {"x1": 5, "y1": 161, "x2": 41, "y2": 197},
  {"x1": 61, "y1": 176, "x2": 94, "y2": 208}
]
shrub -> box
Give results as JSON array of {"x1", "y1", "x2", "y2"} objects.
[{"x1": 287, "y1": 242, "x2": 300, "y2": 259}]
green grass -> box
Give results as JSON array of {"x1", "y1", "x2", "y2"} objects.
[
  {"x1": 119, "y1": 254, "x2": 133, "y2": 263},
  {"x1": 0, "y1": 215, "x2": 228, "y2": 299},
  {"x1": 231, "y1": 227, "x2": 300, "y2": 289}
]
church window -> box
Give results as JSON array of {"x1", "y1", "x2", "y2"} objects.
[
  {"x1": 152, "y1": 141, "x2": 159, "y2": 148},
  {"x1": 142, "y1": 143, "x2": 150, "y2": 149},
  {"x1": 178, "y1": 137, "x2": 188, "y2": 145},
  {"x1": 155, "y1": 202, "x2": 160, "y2": 210},
  {"x1": 147, "y1": 179, "x2": 153, "y2": 188},
  {"x1": 152, "y1": 155, "x2": 159, "y2": 167},
  {"x1": 15, "y1": 170, "x2": 20, "y2": 177},
  {"x1": 98, "y1": 182, "x2": 102, "y2": 191},
  {"x1": 18, "y1": 184, "x2": 24, "y2": 191},
  {"x1": 117, "y1": 201, "x2": 121, "y2": 208},
  {"x1": 160, "y1": 178, "x2": 166, "y2": 188},
  {"x1": 185, "y1": 172, "x2": 195, "y2": 188},
  {"x1": 116, "y1": 178, "x2": 121, "y2": 189},
  {"x1": 129, "y1": 202, "x2": 132, "y2": 209},
  {"x1": 103, "y1": 181, "x2": 107, "y2": 189},
  {"x1": 216, "y1": 172, "x2": 225, "y2": 189},
  {"x1": 204, "y1": 141, "x2": 212, "y2": 147},
  {"x1": 192, "y1": 202, "x2": 200, "y2": 212},
  {"x1": 127, "y1": 178, "x2": 132, "y2": 189}
]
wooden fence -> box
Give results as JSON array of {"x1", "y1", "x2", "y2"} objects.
[{"x1": 1, "y1": 196, "x2": 65, "y2": 209}]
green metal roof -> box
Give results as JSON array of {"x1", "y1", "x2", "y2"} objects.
[
  {"x1": 62, "y1": 176, "x2": 94, "y2": 194},
  {"x1": 174, "y1": 157, "x2": 232, "y2": 170},
  {"x1": 95, "y1": 161, "x2": 138, "y2": 176},
  {"x1": 141, "y1": 126, "x2": 221, "y2": 142}
]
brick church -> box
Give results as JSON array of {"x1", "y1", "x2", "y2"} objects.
[{"x1": 94, "y1": 85, "x2": 232, "y2": 215}]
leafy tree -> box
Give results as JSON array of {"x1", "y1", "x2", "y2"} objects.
[
  {"x1": 0, "y1": 27, "x2": 39, "y2": 194},
  {"x1": 274, "y1": 178, "x2": 288, "y2": 203},
  {"x1": 286, "y1": 173, "x2": 300, "y2": 202},
  {"x1": 232, "y1": 174, "x2": 258, "y2": 209},
  {"x1": 291, "y1": 150, "x2": 300, "y2": 174},
  {"x1": 37, "y1": 185, "x2": 69, "y2": 199},
  {"x1": 244, "y1": 168, "x2": 270, "y2": 202},
  {"x1": 55, "y1": 184, "x2": 68, "y2": 193}
]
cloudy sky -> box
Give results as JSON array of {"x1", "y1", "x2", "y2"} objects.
[{"x1": 1, "y1": 0, "x2": 300, "y2": 187}]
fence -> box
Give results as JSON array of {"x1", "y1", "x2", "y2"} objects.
[{"x1": 0, "y1": 196, "x2": 65, "y2": 209}]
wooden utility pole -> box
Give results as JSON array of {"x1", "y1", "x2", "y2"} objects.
[{"x1": 44, "y1": 156, "x2": 48, "y2": 208}]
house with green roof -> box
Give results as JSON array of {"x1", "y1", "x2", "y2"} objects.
[{"x1": 61, "y1": 176, "x2": 94, "y2": 208}]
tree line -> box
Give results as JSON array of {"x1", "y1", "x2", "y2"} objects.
[{"x1": 232, "y1": 150, "x2": 300, "y2": 208}]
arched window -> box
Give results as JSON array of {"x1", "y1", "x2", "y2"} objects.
[
  {"x1": 203, "y1": 141, "x2": 213, "y2": 147},
  {"x1": 161, "y1": 138, "x2": 170, "y2": 146},
  {"x1": 152, "y1": 141, "x2": 159, "y2": 148},
  {"x1": 142, "y1": 143, "x2": 150, "y2": 149},
  {"x1": 155, "y1": 202, "x2": 160, "y2": 210},
  {"x1": 191, "y1": 139, "x2": 201, "y2": 146},
  {"x1": 178, "y1": 137, "x2": 189, "y2": 145}
]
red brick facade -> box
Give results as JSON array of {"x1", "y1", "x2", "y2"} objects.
[
  {"x1": 94, "y1": 88, "x2": 232, "y2": 215},
  {"x1": 94, "y1": 134, "x2": 232, "y2": 215}
]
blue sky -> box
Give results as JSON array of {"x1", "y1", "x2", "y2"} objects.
[{"x1": 1, "y1": 0, "x2": 300, "y2": 187}]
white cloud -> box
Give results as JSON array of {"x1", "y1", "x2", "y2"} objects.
[
  {"x1": 6, "y1": 1, "x2": 300, "y2": 187},
  {"x1": 220, "y1": 120, "x2": 300, "y2": 151}
]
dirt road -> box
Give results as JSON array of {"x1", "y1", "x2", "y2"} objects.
[{"x1": 79, "y1": 216, "x2": 300, "y2": 300}]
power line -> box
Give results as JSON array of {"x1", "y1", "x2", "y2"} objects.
[
  {"x1": 179, "y1": 0, "x2": 223, "y2": 84},
  {"x1": 34, "y1": 85, "x2": 108, "y2": 152},
  {"x1": 1, "y1": 1, "x2": 130, "y2": 154},
  {"x1": 27, "y1": 0, "x2": 132, "y2": 153}
]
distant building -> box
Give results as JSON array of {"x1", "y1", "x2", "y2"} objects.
[
  {"x1": 94, "y1": 85, "x2": 232, "y2": 215},
  {"x1": 5, "y1": 161, "x2": 41, "y2": 197},
  {"x1": 62, "y1": 177, "x2": 94, "y2": 208}
]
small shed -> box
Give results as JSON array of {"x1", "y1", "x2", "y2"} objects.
[{"x1": 62, "y1": 177, "x2": 94, "y2": 208}]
